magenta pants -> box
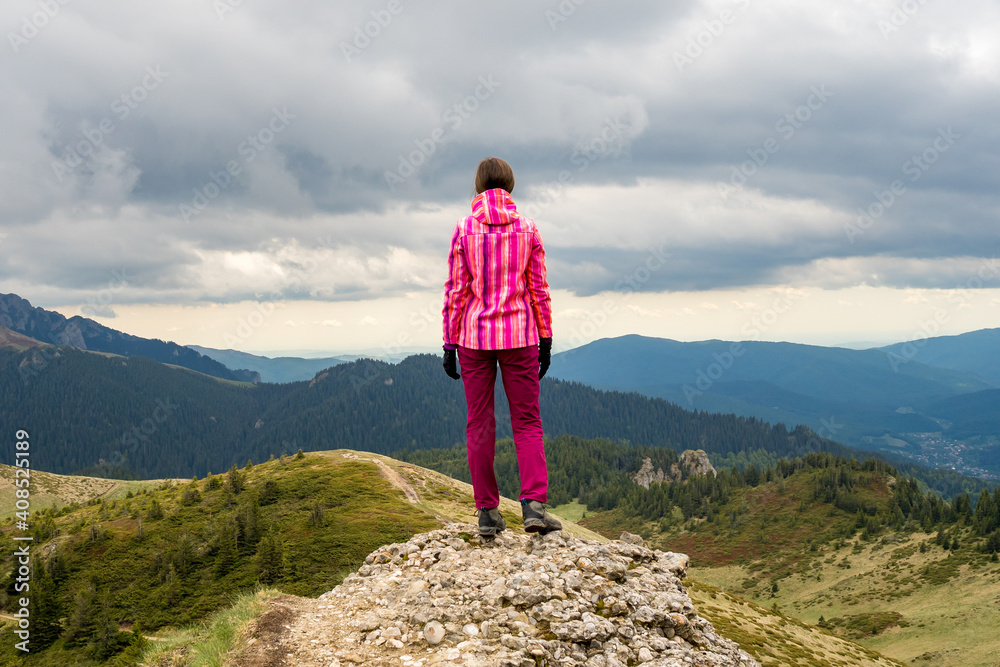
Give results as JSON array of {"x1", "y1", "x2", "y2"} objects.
[{"x1": 458, "y1": 345, "x2": 548, "y2": 509}]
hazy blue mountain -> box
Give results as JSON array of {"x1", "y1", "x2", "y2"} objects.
[
  {"x1": 921, "y1": 388, "x2": 1000, "y2": 440},
  {"x1": 548, "y1": 335, "x2": 995, "y2": 450},
  {"x1": 188, "y1": 345, "x2": 426, "y2": 382},
  {"x1": 187, "y1": 345, "x2": 360, "y2": 383},
  {"x1": 879, "y1": 328, "x2": 1000, "y2": 385},
  {"x1": 0, "y1": 293, "x2": 259, "y2": 382}
]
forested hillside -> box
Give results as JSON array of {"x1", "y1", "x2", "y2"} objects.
[
  {"x1": 0, "y1": 347, "x2": 853, "y2": 478},
  {"x1": 1, "y1": 347, "x2": 991, "y2": 499},
  {"x1": 880, "y1": 327, "x2": 1000, "y2": 385},
  {"x1": 399, "y1": 436, "x2": 1000, "y2": 546},
  {"x1": 0, "y1": 346, "x2": 284, "y2": 476}
]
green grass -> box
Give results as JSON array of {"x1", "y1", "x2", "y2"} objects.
[
  {"x1": 0, "y1": 449, "x2": 605, "y2": 665},
  {"x1": 688, "y1": 529, "x2": 1000, "y2": 665},
  {"x1": 685, "y1": 579, "x2": 905, "y2": 667},
  {"x1": 138, "y1": 587, "x2": 282, "y2": 666},
  {"x1": 550, "y1": 500, "x2": 588, "y2": 522}
]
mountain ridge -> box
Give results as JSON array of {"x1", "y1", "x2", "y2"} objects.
[
  {"x1": 0, "y1": 293, "x2": 259, "y2": 383},
  {"x1": 548, "y1": 333, "x2": 999, "y2": 475},
  {"x1": 879, "y1": 327, "x2": 1000, "y2": 385},
  {"x1": 186, "y1": 344, "x2": 362, "y2": 383}
]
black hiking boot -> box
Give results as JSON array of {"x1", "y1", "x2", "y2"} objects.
[
  {"x1": 477, "y1": 507, "x2": 506, "y2": 538},
  {"x1": 521, "y1": 499, "x2": 562, "y2": 535}
]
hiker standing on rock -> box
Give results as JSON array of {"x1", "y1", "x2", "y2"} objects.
[{"x1": 441, "y1": 157, "x2": 562, "y2": 538}]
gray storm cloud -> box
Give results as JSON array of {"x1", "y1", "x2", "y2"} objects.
[{"x1": 1, "y1": 0, "x2": 998, "y2": 307}]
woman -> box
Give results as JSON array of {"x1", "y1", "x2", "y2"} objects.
[{"x1": 441, "y1": 157, "x2": 562, "y2": 538}]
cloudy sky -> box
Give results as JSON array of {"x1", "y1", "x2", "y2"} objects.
[{"x1": 2, "y1": 0, "x2": 998, "y2": 356}]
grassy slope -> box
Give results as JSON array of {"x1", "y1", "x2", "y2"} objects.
[
  {"x1": 688, "y1": 533, "x2": 1000, "y2": 667},
  {"x1": 583, "y1": 468, "x2": 894, "y2": 573},
  {"x1": 275, "y1": 449, "x2": 607, "y2": 543},
  {"x1": 0, "y1": 452, "x2": 441, "y2": 666},
  {"x1": 685, "y1": 579, "x2": 905, "y2": 667},
  {"x1": 0, "y1": 464, "x2": 178, "y2": 520},
  {"x1": 0, "y1": 324, "x2": 45, "y2": 351},
  {"x1": 0, "y1": 451, "x2": 906, "y2": 667},
  {"x1": 580, "y1": 470, "x2": 1000, "y2": 667}
]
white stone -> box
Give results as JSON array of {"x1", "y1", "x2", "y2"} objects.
[{"x1": 423, "y1": 620, "x2": 445, "y2": 645}]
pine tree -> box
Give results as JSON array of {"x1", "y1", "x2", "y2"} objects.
[
  {"x1": 29, "y1": 559, "x2": 62, "y2": 649},
  {"x1": 147, "y1": 499, "x2": 164, "y2": 520},
  {"x1": 257, "y1": 530, "x2": 285, "y2": 584},
  {"x1": 226, "y1": 464, "x2": 244, "y2": 494},
  {"x1": 63, "y1": 584, "x2": 97, "y2": 645},
  {"x1": 309, "y1": 502, "x2": 324, "y2": 528},
  {"x1": 214, "y1": 527, "x2": 238, "y2": 577},
  {"x1": 89, "y1": 591, "x2": 127, "y2": 660}
]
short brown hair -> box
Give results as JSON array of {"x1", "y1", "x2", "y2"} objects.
[{"x1": 475, "y1": 157, "x2": 515, "y2": 194}]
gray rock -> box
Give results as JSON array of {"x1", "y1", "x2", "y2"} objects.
[{"x1": 300, "y1": 522, "x2": 759, "y2": 667}]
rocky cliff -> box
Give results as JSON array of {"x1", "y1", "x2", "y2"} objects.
[{"x1": 285, "y1": 523, "x2": 758, "y2": 667}]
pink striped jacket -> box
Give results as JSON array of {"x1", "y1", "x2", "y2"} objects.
[{"x1": 442, "y1": 188, "x2": 553, "y2": 350}]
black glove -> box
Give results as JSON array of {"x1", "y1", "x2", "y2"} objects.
[
  {"x1": 443, "y1": 348, "x2": 460, "y2": 380},
  {"x1": 538, "y1": 337, "x2": 552, "y2": 380}
]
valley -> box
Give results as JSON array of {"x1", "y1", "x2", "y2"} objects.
[{"x1": 866, "y1": 432, "x2": 1000, "y2": 481}]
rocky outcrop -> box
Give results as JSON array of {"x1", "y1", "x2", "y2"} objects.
[
  {"x1": 286, "y1": 523, "x2": 759, "y2": 666},
  {"x1": 632, "y1": 450, "x2": 717, "y2": 489},
  {"x1": 632, "y1": 458, "x2": 666, "y2": 489},
  {"x1": 677, "y1": 449, "x2": 716, "y2": 478}
]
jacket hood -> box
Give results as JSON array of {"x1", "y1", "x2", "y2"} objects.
[{"x1": 471, "y1": 188, "x2": 520, "y2": 226}]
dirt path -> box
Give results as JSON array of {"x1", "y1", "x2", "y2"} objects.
[
  {"x1": 229, "y1": 595, "x2": 306, "y2": 667},
  {"x1": 93, "y1": 481, "x2": 120, "y2": 499},
  {"x1": 372, "y1": 459, "x2": 420, "y2": 504}
]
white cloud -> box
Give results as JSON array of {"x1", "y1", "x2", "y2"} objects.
[
  {"x1": 626, "y1": 304, "x2": 662, "y2": 317},
  {"x1": 1, "y1": 0, "x2": 998, "y2": 347}
]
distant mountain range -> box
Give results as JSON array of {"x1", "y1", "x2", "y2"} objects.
[
  {"x1": 879, "y1": 328, "x2": 1000, "y2": 385},
  {"x1": 0, "y1": 293, "x2": 259, "y2": 382},
  {"x1": 0, "y1": 336, "x2": 990, "y2": 499},
  {"x1": 184, "y1": 345, "x2": 413, "y2": 383},
  {"x1": 2, "y1": 290, "x2": 997, "y2": 480},
  {"x1": 547, "y1": 333, "x2": 999, "y2": 471},
  {"x1": 0, "y1": 336, "x2": 858, "y2": 481},
  {"x1": 188, "y1": 326, "x2": 1000, "y2": 476}
]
